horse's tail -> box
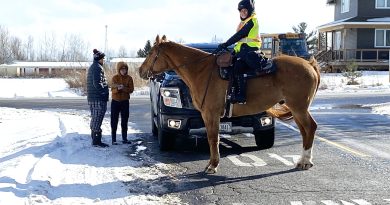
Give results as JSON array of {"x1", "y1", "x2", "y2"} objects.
[
  {"x1": 309, "y1": 56, "x2": 321, "y2": 93},
  {"x1": 266, "y1": 103, "x2": 293, "y2": 121}
]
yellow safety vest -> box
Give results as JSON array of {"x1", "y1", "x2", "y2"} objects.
[{"x1": 234, "y1": 13, "x2": 261, "y2": 53}]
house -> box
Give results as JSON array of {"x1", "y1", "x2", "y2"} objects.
[
  {"x1": 317, "y1": 0, "x2": 390, "y2": 71},
  {"x1": 0, "y1": 62, "x2": 91, "y2": 77},
  {"x1": 0, "y1": 58, "x2": 145, "y2": 77}
]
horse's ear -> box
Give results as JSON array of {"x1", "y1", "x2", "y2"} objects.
[
  {"x1": 155, "y1": 35, "x2": 161, "y2": 45},
  {"x1": 162, "y1": 35, "x2": 167, "y2": 42}
]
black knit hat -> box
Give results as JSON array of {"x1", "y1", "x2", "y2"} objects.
[
  {"x1": 238, "y1": 0, "x2": 255, "y2": 17},
  {"x1": 93, "y1": 49, "x2": 105, "y2": 61}
]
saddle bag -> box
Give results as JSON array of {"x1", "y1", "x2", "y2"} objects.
[{"x1": 217, "y1": 52, "x2": 233, "y2": 68}]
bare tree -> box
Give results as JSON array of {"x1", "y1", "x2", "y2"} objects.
[
  {"x1": 10, "y1": 36, "x2": 25, "y2": 60},
  {"x1": 60, "y1": 34, "x2": 89, "y2": 62},
  {"x1": 0, "y1": 25, "x2": 12, "y2": 64},
  {"x1": 37, "y1": 32, "x2": 57, "y2": 61},
  {"x1": 24, "y1": 35, "x2": 35, "y2": 61},
  {"x1": 117, "y1": 45, "x2": 127, "y2": 57}
]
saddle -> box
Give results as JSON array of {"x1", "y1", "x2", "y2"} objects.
[
  {"x1": 216, "y1": 51, "x2": 276, "y2": 118},
  {"x1": 216, "y1": 51, "x2": 276, "y2": 81}
]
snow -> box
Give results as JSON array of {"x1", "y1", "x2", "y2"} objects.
[
  {"x1": 0, "y1": 108, "x2": 182, "y2": 205},
  {"x1": 0, "y1": 71, "x2": 390, "y2": 204}
]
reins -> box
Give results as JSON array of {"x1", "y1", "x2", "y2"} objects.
[{"x1": 148, "y1": 44, "x2": 216, "y2": 110}]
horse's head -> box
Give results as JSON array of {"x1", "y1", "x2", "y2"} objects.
[{"x1": 139, "y1": 35, "x2": 170, "y2": 80}]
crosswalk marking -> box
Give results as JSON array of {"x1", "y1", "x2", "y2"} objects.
[
  {"x1": 290, "y1": 199, "x2": 374, "y2": 205},
  {"x1": 227, "y1": 154, "x2": 267, "y2": 167},
  {"x1": 290, "y1": 202, "x2": 304, "y2": 205},
  {"x1": 268, "y1": 153, "x2": 294, "y2": 166}
]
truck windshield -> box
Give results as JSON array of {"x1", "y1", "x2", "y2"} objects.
[{"x1": 280, "y1": 39, "x2": 307, "y2": 53}]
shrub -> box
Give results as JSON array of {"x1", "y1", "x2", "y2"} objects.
[
  {"x1": 64, "y1": 63, "x2": 148, "y2": 96},
  {"x1": 342, "y1": 61, "x2": 362, "y2": 85}
]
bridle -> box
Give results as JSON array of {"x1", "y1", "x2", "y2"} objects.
[
  {"x1": 145, "y1": 43, "x2": 217, "y2": 109},
  {"x1": 146, "y1": 46, "x2": 161, "y2": 79}
]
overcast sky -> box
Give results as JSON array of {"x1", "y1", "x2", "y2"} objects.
[{"x1": 0, "y1": 0, "x2": 334, "y2": 55}]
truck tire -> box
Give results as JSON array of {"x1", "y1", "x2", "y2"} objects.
[
  {"x1": 157, "y1": 114, "x2": 176, "y2": 151},
  {"x1": 254, "y1": 127, "x2": 275, "y2": 149},
  {"x1": 151, "y1": 105, "x2": 158, "y2": 136}
]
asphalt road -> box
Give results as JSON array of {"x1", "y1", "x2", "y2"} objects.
[{"x1": 1, "y1": 95, "x2": 390, "y2": 204}]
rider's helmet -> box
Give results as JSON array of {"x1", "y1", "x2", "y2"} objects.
[{"x1": 238, "y1": 0, "x2": 255, "y2": 19}]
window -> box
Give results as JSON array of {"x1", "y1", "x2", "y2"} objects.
[
  {"x1": 262, "y1": 37, "x2": 272, "y2": 49},
  {"x1": 376, "y1": 0, "x2": 390, "y2": 8},
  {"x1": 341, "y1": 0, "x2": 350, "y2": 13},
  {"x1": 375, "y1": 29, "x2": 390, "y2": 47},
  {"x1": 335, "y1": 31, "x2": 342, "y2": 49}
]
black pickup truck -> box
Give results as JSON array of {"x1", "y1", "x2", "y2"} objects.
[{"x1": 149, "y1": 43, "x2": 275, "y2": 150}]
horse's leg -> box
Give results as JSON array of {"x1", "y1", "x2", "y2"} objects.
[
  {"x1": 292, "y1": 110, "x2": 317, "y2": 170},
  {"x1": 201, "y1": 112, "x2": 220, "y2": 174}
]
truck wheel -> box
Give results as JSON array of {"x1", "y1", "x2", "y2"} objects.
[
  {"x1": 151, "y1": 106, "x2": 157, "y2": 136},
  {"x1": 158, "y1": 126, "x2": 176, "y2": 151},
  {"x1": 254, "y1": 127, "x2": 275, "y2": 149}
]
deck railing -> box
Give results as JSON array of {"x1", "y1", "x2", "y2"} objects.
[{"x1": 326, "y1": 49, "x2": 389, "y2": 62}]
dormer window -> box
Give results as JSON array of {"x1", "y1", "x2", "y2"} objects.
[
  {"x1": 376, "y1": 0, "x2": 390, "y2": 8},
  {"x1": 341, "y1": 0, "x2": 350, "y2": 13}
]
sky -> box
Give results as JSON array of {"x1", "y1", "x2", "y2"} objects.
[{"x1": 0, "y1": 0, "x2": 334, "y2": 55}]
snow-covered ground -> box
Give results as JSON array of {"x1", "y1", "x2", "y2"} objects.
[{"x1": 0, "y1": 71, "x2": 389, "y2": 204}]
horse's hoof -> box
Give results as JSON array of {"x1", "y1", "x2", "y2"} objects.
[
  {"x1": 296, "y1": 162, "x2": 313, "y2": 170},
  {"x1": 204, "y1": 166, "x2": 217, "y2": 174}
]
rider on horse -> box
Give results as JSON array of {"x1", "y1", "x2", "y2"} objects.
[{"x1": 217, "y1": 0, "x2": 269, "y2": 104}]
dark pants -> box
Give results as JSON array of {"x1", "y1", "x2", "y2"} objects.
[
  {"x1": 88, "y1": 101, "x2": 107, "y2": 132},
  {"x1": 229, "y1": 58, "x2": 247, "y2": 103},
  {"x1": 110, "y1": 100, "x2": 129, "y2": 142}
]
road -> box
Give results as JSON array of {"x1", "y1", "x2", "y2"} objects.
[{"x1": 1, "y1": 94, "x2": 390, "y2": 204}]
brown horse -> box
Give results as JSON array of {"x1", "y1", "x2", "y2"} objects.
[{"x1": 139, "y1": 35, "x2": 320, "y2": 174}]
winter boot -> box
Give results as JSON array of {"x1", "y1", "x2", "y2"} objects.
[
  {"x1": 91, "y1": 131, "x2": 99, "y2": 146},
  {"x1": 94, "y1": 131, "x2": 109, "y2": 147},
  {"x1": 111, "y1": 131, "x2": 118, "y2": 145},
  {"x1": 122, "y1": 128, "x2": 130, "y2": 144}
]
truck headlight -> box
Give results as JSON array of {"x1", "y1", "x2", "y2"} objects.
[
  {"x1": 160, "y1": 87, "x2": 182, "y2": 108},
  {"x1": 260, "y1": 116, "x2": 273, "y2": 126}
]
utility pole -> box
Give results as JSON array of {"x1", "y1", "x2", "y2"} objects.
[
  {"x1": 104, "y1": 25, "x2": 108, "y2": 54},
  {"x1": 104, "y1": 25, "x2": 109, "y2": 62}
]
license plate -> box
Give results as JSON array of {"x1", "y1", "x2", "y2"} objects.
[{"x1": 219, "y1": 122, "x2": 232, "y2": 132}]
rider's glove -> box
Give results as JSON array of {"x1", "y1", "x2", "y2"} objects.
[{"x1": 214, "y1": 43, "x2": 228, "y2": 54}]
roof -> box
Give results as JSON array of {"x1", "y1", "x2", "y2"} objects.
[
  {"x1": 0, "y1": 61, "x2": 91, "y2": 68},
  {"x1": 109, "y1": 58, "x2": 145, "y2": 63},
  {"x1": 318, "y1": 16, "x2": 390, "y2": 32},
  {"x1": 327, "y1": 0, "x2": 336, "y2": 4}
]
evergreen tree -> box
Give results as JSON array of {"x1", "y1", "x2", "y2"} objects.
[
  {"x1": 292, "y1": 22, "x2": 318, "y2": 54},
  {"x1": 137, "y1": 40, "x2": 152, "y2": 57}
]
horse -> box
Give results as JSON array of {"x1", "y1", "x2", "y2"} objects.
[{"x1": 139, "y1": 35, "x2": 321, "y2": 174}]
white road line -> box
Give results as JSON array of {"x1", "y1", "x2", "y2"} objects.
[
  {"x1": 268, "y1": 153, "x2": 294, "y2": 166},
  {"x1": 227, "y1": 155, "x2": 252, "y2": 167},
  {"x1": 290, "y1": 202, "x2": 303, "y2": 205},
  {"x1": 384, "y1": 199, "x2": 390, "y2": 202},
  {"x1": 240, "y1": 154, "x2": 267, "y2": 166},
  {"x1": 278, "y1": 121, "x2": 370, "y2": 158},
  {"x1": 227, "y1": 154, "x2": 267, "y2": 167}
]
